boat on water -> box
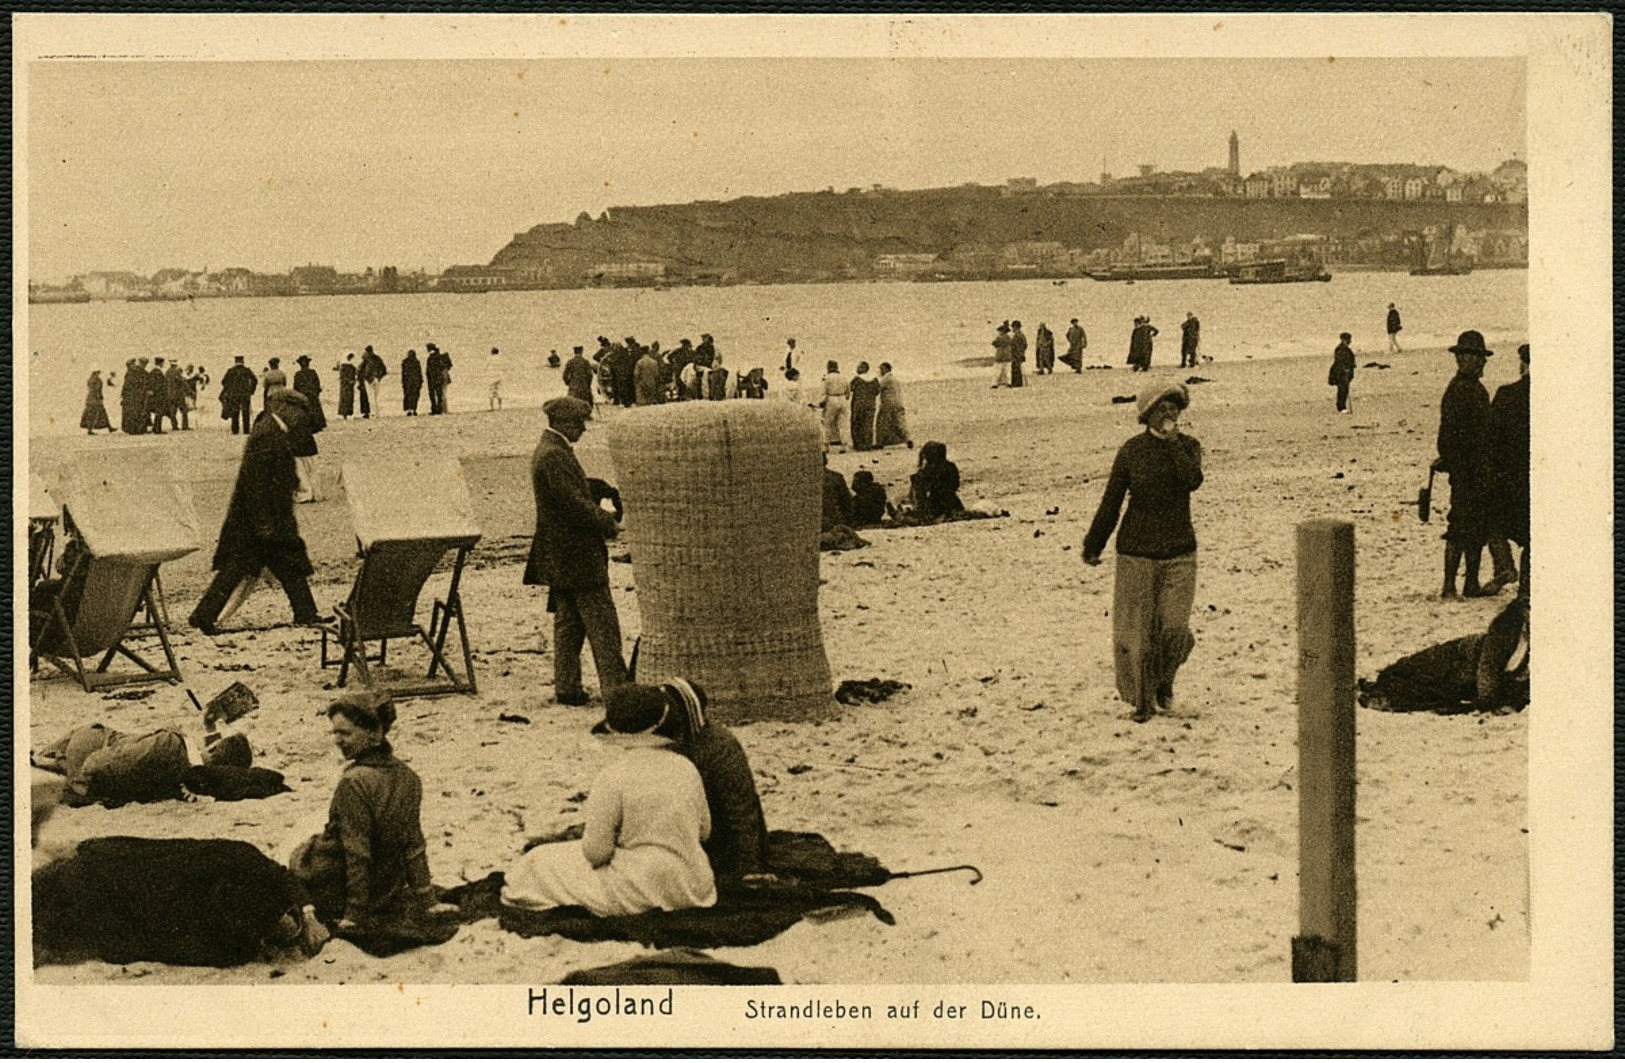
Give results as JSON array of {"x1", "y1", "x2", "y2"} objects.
[
  {"x1": 1409, "y1": 224, "x2": 1475, "y2": 276},
  {"x1": 1085, "y1": 263, "x2": 1217, "y2": 282},
  {"x1": 1228, "y1": 259, "x2": 1332, "y2": 285}
]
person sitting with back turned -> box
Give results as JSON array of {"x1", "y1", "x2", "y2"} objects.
[
  {"x1": 906, "y1": 441, "x2": 963, "y2": 523},
  {"x1": 849, "y1": 470, "x2": 890, "y2": 527},
  {"x1": 821, "y1": 453, "x2": 854, "y2": 532},
  {"x1": 502, "y1": 685, "x2": 717, "y2": 917}
]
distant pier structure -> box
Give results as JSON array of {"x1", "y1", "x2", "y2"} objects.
[{"x1": 1228, "y1": 130, "x2": 1241, "y2": 176}]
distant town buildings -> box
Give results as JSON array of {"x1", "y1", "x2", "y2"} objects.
[{"x1": 28, "y1": 134, "x2": 1528, "y2": 302}]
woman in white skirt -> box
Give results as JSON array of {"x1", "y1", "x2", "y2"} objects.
[{"x1": 502, "y1": 685, "x2": 716, "y2": 917}]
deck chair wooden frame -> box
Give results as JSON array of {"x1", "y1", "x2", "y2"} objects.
[
  {"x1": 320, "y1": 539, "x2": 477, "y2": 698},
  {"x1": 31, "y1": 551, "x2": 185, "y2": 691}
]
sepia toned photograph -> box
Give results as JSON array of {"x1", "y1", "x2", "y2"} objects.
[{"x1": 13, "y1": 12, "x2": 1612, "y2": 1051}]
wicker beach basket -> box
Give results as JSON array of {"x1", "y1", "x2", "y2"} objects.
[{"x1": 606, "y1": 401, "x2": 834, "y2": 722}]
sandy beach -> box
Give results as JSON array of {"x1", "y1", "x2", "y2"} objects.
[{"x1": 26, "y1": 346, "x2": 1528, "y2": 986}]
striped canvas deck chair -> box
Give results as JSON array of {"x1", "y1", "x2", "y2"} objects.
[
  {"x1": 320, "y1": 455, "x2": 482, "y2": 698},
  {"x1": 29, "y1": 473, "x2": 60, "y2": 589},
  {"x1": 32, "y1": 451, "x2": 201, "y2": 690}
]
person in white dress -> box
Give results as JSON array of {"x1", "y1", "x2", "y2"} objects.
[{"x1": 501, "y1": 685, "x2": 716, "y2": 917}]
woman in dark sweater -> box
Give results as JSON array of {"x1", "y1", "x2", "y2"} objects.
[
  {"x1": 290, "y1": 690, "x2": 453, "y2": 929},
  {"x1": 651, "y1": 677, "x2": 772, "y2": 888},
  {"x1": 1083, "y1": 383, "x2": 1204, "y2": 722}
]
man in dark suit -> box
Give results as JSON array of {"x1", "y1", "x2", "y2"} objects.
[
  {"x1": 189, "y1": 388, "x2": 329, "y2": 634},
  {"x1": 1486, "y1": 343, "x2": 1530, "y2": 598},
  {"x1": 524, "y1": 397, "x2": 626, "y2": 705},
  {"x1": 220, "y1": 356, "x2": 257, "y2": 435}
]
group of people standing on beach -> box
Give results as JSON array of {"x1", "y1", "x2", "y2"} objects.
[{"x1": 79, "y1": 359, "x2": 210, "y2": 436}]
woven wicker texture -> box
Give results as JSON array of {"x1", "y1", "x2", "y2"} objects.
[{"x1": 607, "y1": 402, "x2": 834, "y2": 722}]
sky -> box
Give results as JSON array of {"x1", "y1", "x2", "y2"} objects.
[{"x1": 26, "y1": 56, "x2": 1525, "y2": 280}]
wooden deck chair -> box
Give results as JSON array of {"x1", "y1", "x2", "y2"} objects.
[
  {"x1": 320, "y1": 456, "x2": 482, "y2": 698},
  {"x1": 32, "y1": 452, "x2": 201, "y2": 690}
]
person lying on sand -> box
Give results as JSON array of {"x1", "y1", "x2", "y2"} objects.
[
  {"x1": 289, "y1": 690, "x2": 456, "y2": 932},
  {"x1": 502, "y1": 685, "x2": 718, "y2": 917},
  {"x1": 1358, "y1": 597, "x2": 1528, "y2": 714}
]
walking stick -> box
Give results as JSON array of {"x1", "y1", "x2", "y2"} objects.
[{"x1": 884, "y1": 863, "x2": 983, "y2": 885}]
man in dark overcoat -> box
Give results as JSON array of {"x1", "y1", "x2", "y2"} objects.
[
  {"x1": 220, "y1": 355, "x2": 257, "y2": 435},
  {"x1": 1432, "y1": 330, "x2": 1517, "y2": 598},
  {"x1": 120, "y1": 358, "x2": 146, "y2": 435},
  {"x1": 562, "y1": 345, "x2": 596, "y2": 413},
  {"x1": 188, "y1": 388, "x2": 328, "y2": 634},
  {"x1": 523, "y1": 397, "x2": 627, "y2": 705},
  {"x1": 399, "y1": 350, "x2": 424, "y2": 415},
  {"x1": 147, "y1": 358, "x2": 170, "y2": 434},
  {"x1": 164, "y1": 360, "x2": 189, "y2": 430},
  {"x1": 1486, "y1": 343, "x2": 1530, "y2": 598}
]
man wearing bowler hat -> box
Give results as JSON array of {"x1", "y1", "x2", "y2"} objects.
[
  {"x1": 524, "y1": 396, "x2": 628, "y2": 706},
  {"x1": 189, "y1": 387, "x2": 330, "y2": 634},
  {"x1": 1432, "y1": 330, "x2": 1518, "y2": 598}
]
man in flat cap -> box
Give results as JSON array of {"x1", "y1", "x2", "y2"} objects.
[
  {"x1": 189, "y1": 387, "x2": 329, "y2": 634},
  {"x1": 524, "y1": 396, "x2": 627, "y2": 706}
]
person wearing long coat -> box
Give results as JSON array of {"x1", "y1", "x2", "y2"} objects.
[
  {"x1": 562, "y1": 347, "x2": 596, "y2": 414},
  {"x1": 1329, "y1": 332, "x2": 1356, "y2": 413},
  {"x1": 1433, "y1": 330, "x2": 1517, "y2": 598},
  {"x1": 633, "y1": 349, "x2": 663, "y2": 406},
  {"x1": 523, "y1": 397, "x2": 627, "y2": 703},
  {"x1": 336, "y1": 355, "x2": 358, "y2": 419},
  {"x1": 80, "y1": 371, "x2": 112, "y2": 434},
  {"x1": 120, "y1": 360, "x2": 146, "y2": 435},
  {"x1": 290, "y1": 357, "x2": 326, "y2": 502},
  {"x1": 849, "y1": 363, "x2": 880, "y2": 450},
  {"x1": 219, "y1": 357, "x2": 257, "y2": 434},
  {"x1": 147, "y1": 360, "x2": 170, "y2": 433},
  {"x1": 1486, "y1": 344, "x2": 1530, "y2": 599},
  {"x1": 188, "y1": 389, "x2": 325, "y2": 633},
  {"x1": 1083, "y1": 382, "x2": 1203, "y2": 723},
  {"x1": 874, "y1": 363, "x2": 910, "y2": 447},
  {"x1": 1034, "y1": 323, "x2": 1056, "y2": 374},
  {"x1": 1009, "y1": 322, "x2": 1029, "y2": 387},
  {"x1": 399, "y1": 351, "x2": 423, "y2": 415}
]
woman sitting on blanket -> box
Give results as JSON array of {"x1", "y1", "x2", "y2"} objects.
[
  {"x1": 290, "y1": 690, "x2": 455, "y2": 931},
  {"x1": 502, "y1": 683, "x2": 719, "y2": 917},
  {"x1": 900, "y1": 441, "x2": 964, "y2": 524}
]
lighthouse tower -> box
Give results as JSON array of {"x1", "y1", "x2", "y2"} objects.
[{"x1": 1228, "y1": 130, "x2": 1241, "y2": 176}]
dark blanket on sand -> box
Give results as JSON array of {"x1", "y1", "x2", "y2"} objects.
[
  {"x1": 562, "y1": 948, "x2": 782, "y2": 985},
  {"x1": 34, "y1": 837, "x2": 306, "y2": 968},
  {"x1": 442, "y1": 831, "x2": 895, "y2": 949}
]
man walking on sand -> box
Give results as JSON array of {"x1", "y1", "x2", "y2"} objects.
[
  {"x1": 1387, "y1": 303, "x2": 1403, "y2": 353},
  {"x1": 1180, "y1": 313, "x2": 1201, "y2": 369},
  {"x1": 524, "y1": 397, "x2": 628, "y2": 706},
  {"x1": 1063, "y1": 318, "x2": 1087, "y2": 372},
  {"x1": 991, "y1": 323, "x2": 1013, "y2": 388},
  {"x1": 189, "y1": 388, "x2": 330, "y2": 635}
]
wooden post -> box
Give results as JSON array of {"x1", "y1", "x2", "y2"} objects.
[{"x1": 1293, "y1": 519, "x2": 1357, "y2": 982}]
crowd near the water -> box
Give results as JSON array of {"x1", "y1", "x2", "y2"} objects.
[{"x1": 35, "y1": 302, "x2": 1530, "y2": 969}]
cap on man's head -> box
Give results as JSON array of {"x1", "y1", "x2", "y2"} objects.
[
  {"x1": 233, "y1": 355, "x2": 245, "y2": 363},
  {"x1": 573, "y1": 345, "x2": 584, "y2": 353},
  {"x1": 267, "y1": 386, "x2": 310, "y2": 409},
  {"x1": 543, "y1": 396, "x2": 592, "y2": 425}
]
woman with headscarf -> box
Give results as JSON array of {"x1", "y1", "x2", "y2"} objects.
[
  {"x1": 289, "y1": 690, "x2": 453, "y2": 932},
  {"x1": 80, "y1": 370, "x2": 112, "y2": 434},
  {"x1": 1082, "y1": 382, "x2": 1204, "y2": 723},
  {"x1": 501, "y1": 685, "x2": 717, "y2": 917},
  {"x1": 651, "y1": 678, "x2": 771, "y2": 887}
]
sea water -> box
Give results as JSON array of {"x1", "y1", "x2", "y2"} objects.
[{"x1": 22, "y1": 270, "x2": 1525, "y2": 436}]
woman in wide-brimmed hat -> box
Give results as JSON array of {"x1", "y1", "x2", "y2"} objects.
[
  {"x1": 1082, "y1": 381, "x2": 1205, "y2": 722},
  {"x1": 501, "y1": 684, "x2": 716, "y2": 917}
]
